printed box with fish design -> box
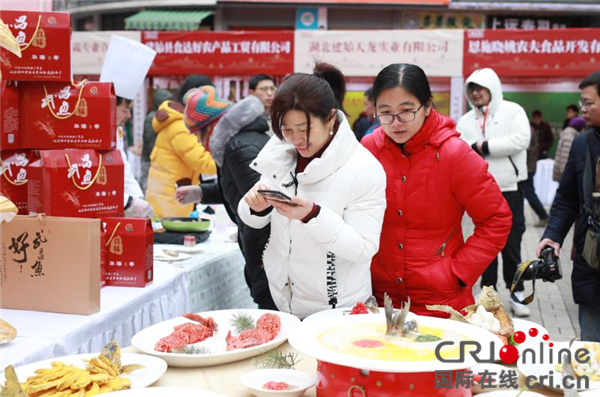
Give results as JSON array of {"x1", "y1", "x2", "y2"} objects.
[
  {"x1": 0, "y1": 11, "x2": 72, "y2": 81},
  {"x1": 27, "y1": 149, "x2": 124, "y2": 218},
  {"x1": 0, "y1": 150, "x2": 38, "y2": 214},
  {"x1": 101, "y1": 217, "x2": 154, "y2": 288},
  {"x1": 19, "y1": 80, "x2": 116, "y2": 150}
]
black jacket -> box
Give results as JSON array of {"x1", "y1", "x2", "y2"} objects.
[
  {"x1": 201, "y1": 95, "x2": 273, "y2": 306},
  {"x1": 543, "y1": 127, "x2": 600, "y2": 309}
]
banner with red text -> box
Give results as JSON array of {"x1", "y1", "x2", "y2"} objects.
[
  {"x1": 294, "y1": 30, "x2": 463, "y2": 77},
  {"x1": 142, "y1": 31, "x2": 294, "y2": 76},
  {"x1": 464, "y1": 28, "x2": 600, "y2": 77}
]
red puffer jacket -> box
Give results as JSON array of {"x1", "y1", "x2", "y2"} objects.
[{"x1": 362, "y1": 110, "x2": 512, "y2": 317}]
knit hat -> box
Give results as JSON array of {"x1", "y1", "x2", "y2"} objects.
[
  {"x1": 569, "y1": 116, "x2": 586, "y2": 132},
  {"x1": 183, "y1": 86, "x2": 231, "y2": 134}
]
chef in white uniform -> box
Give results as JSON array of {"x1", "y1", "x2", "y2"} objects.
[{"x1": 100, "y1": 35, "x2": 156, "y2": 218}]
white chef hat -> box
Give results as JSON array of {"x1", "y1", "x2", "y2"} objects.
[{"x1": 100, "y1": 35, "x2": 157, "y2": 100}]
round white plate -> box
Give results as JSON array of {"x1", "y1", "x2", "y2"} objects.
[
  {"x1": 289, "y1": 312, "x2": 501, "y2": 373},
  {"x1": 2, "y1": 353, "x2": 167, "y2": 388},
  {"x1": 580, "y1": 390, "x2": 600, "y2": 396},
  {"x1": 154, "y1": 244, "x2": 204, "y2": 254},
  {"x1": 240, "y1": 369, "x2": 316, "y2": 397},
  {"x1": 131, "y1": 309, "x2": 301, "y2": 368},
  {"x1": 104, "y1": 387, "x2": 225, "y2": 396},
  {"x1": 154, "y1": 251, "x2": 191, "y2": 262},
  {"x1": 517, "y1": 341, "x2": 600, "y2": 391},
  {"x1": 512, "y1": 319, "x2": 548, "y2": 352}
]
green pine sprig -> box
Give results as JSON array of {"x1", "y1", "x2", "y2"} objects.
[
  {"x1": 252, "y1": 348, "x2": 300, "y2": 370},
  {"x1": 174, "y1": 345, "x2": 213, "y2": 355},
  {"x1": 230, "y1": 312, "x2": 256, "y2": 334}
]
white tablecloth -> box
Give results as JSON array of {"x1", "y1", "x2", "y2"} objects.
[
  {"x1": 1, "y1": 228, "x2": 254, "y2": 369},
  {"x1": 533, "y1": 159, "x2": 559, "y2": 206},
  {"x1": 0, "y1": 264, "x2": 189, "y2": 368},
  {"x1": 156, "y1": 226, "x2": 257, "y2": 313}
]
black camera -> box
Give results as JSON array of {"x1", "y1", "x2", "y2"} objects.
[
  {"x1": 511, "y1": 247, "x2": 562, "y2": 305},
  {"x1": 521, "y1": 246, "x2": 563, "y2": 283}
]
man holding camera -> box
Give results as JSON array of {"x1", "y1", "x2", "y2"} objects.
[{"x1": 537, "y1": 71, "x2": 600, "y2": 342}]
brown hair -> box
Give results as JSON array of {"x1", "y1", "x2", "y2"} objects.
[{"x1": 271, "y1": 62, "x2": 346, "y2": 143}]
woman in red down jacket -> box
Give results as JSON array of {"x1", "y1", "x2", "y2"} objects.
[{"x1": 361, "y1": 64, "x2": 512, "y2": 316}]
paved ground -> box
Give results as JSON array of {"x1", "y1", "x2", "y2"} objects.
[{"x1": 465, "y1": 203, "x2": 579, "y2": 342}]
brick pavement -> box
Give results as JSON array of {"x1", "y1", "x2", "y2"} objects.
[{"x1": 465, "y1": 203, "x2": 579, "y2": 342}]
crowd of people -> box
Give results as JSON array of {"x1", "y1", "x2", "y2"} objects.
[{"x1": 117, "y1": 62, "x2": 600, "y2": 342}]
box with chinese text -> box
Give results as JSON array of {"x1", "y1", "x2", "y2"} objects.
[
  {"x1": 0, "y1": 150, "x2": 38, "y2": 214},
  {"x1": 0, "y1": 10, "x2": 72, "y2": 81},
  {"x1": 0, "y1": 81, "x2": 19, "y2": 150},
  {"x1": 27, "y1": 149, "x2": 124, "y2": 218},
  {"x1": 19, "y1": 80, "x2": 116, "y2": 150},
  {"x1": 101, "y1": 217, "x2": 153, "y2": 288},
  {"x1": 0, "y1": 215, "x2": 100, "y2": 315}
]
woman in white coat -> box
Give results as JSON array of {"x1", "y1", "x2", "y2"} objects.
[{"x1": 239, "y1": 63, "x2": 387, "y2": 319}]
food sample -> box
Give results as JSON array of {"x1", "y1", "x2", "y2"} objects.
[
  {"x1": 154, "y1": 314, "x2": 217, "y2": 353},
  {"x1": 263, "y1": 381, "x2": 290, "y2": 390},
  {"x1": 226, "y1": 313, "x2": 282, "y2": 351},
  {"x1": 427, "y1": 286, "x2": 514, "y2": 344},
  {"x1": 11, "y1": 341, "x2": 142, "y2": 397},
  {"x1": 0, "y1": 319, "x2": 17, "y2": 344}
]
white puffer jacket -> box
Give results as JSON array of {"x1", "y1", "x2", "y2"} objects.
[
  {"x1": 238, "y1": 112, "x2": 387, "y2": 319},
  {"x1": 456, "y1": 68, "x2": 530, "y2": 192}
]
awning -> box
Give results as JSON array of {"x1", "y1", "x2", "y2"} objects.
[{"x1": 125, "y1": 10, "x2": 214, "y2": 31}]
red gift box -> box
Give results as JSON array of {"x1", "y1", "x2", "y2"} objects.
[
  {"x1": 0, "y1": 81, "x2": 19, "y2": 150},
  {"x1": 19, "y1": 80, "x2": 116, "y2": 150},
  {"x1": 0, "y1": 150, "x2": 38, "y2": 214},
  {"x1": 0, "y1": 10, "x2": 72, "y2": 81},
  {"x1": 101, "y1": 217, "x2": 154, "y2": 288},
  {"x1": 27, "y1": 149, "x2": 124, "y2": 218}
]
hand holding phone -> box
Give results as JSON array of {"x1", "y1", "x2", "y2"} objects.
[{"x1": 257, "y1": 190, "x2": 298, "y2": 206}]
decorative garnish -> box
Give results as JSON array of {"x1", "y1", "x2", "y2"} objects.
[
  {"x1": 230, "y1": 312, "x2": 256, "y2": 334},
  {"x1": 173, "y1": 345, "x2": 213, "y2": 355},
  {"x1": 415, "y1": 334, "x2": 442, "y2": 342},
  {"x1": 252, "y1": 348, "x2": 300, "y2": 370}
]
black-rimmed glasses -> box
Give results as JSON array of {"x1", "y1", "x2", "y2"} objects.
[{"x1": 375, "y1": 104, "x2": 424, "y2": 125}]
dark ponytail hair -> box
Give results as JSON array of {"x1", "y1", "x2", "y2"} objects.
[
  {"x1": 271, "y1": 62, "x2": 346, "y2": 142},
  {"x1": 373, "y1": 64, "x2": 432, "y2": 107}
]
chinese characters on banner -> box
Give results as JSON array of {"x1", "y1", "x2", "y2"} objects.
[
  {"x1": 487, "y1": 15, "x2": 569, "y2": 30},
  {"x1": 464, "y1": 29, "x2": 600, "y2": 77},
  {"x1": 294, "y1": 30, "x2": 463, "y2": 77},
  {"x1": 142, "y1": 31, "x2": 294, "y2": 76},
  {"x1": 71, "y1": 31, "x2": 141, "y2": 75}
]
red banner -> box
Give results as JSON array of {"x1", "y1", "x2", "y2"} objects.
[
  {"x1": 464, "y1": 28, "x2": 600, "y2": 77},
  {"x1": 142, "y1": 31, "x2": 294, "y2": 76}
]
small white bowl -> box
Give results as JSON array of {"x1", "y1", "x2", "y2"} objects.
[{"x1": 240, "y1": 369, "x2": 316, "y2": 397}]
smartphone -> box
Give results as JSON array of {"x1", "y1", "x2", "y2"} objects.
[{"x1": 257, "y1": 189, "x2": 298, "y2": 206}]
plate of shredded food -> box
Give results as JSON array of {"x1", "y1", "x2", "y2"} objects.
[
  {"x1": 0, "y1": 341, "x2": 167, "y2": 395},
  {"x1": 131, "y1": 309, "x2": 301, "y2": 367}
]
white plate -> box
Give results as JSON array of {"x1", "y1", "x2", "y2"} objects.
[
  {"x1": 240, "y1": 369, "x2": 316, "y2": 397},
  {"x1": 517, "y1": 341, "x2": 600, "y2": 391},
  {"x1": 131, "y1": 309, "x2": 301, "y2": 367},
  {"x1": 154, "y1": 244, "x2": 204, "y2": 254},
  {"x1": 580, "y1": 391, "x2": 600, "y2": 396},
  {"x1": 2, "y1": 353, "x2": 167, "y2": 388},
  {"x1": 289, "y1": 312, "x2": 501, "y2": 373},
  {"x1": 104, "y1": 388, "x2": 226, "y2": 396},
  {"x1": 154, "y1": 251, "x2": 191, "y2": 262}
]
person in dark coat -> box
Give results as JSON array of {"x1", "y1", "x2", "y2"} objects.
[
  {"x1": 352, "y1": 88, "x2": 375, "y2": 141},
  {"x1": 563, "y1": 104, "x2": 579, "y2": 130},
  {"x1": 175, "y1": 94, "x2": 276, "y2": 310},
  {"x1": 537, "y1": 71, "x2": 600, "y2": 342},
  {"x1": 531, "y1": 110, "x2": 554, "y2": 159},
  {"x1": 141, "y1": 89, "x2": 173, "y2": 193}
]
